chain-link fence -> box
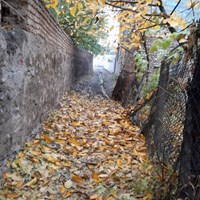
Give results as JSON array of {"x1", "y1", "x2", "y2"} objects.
[
  {"x1": 132, "y1": 53, "x2": 190, "y2": 167},
  {"x1": 131, "y1": 21, "x2": 200, "y2": 199}
]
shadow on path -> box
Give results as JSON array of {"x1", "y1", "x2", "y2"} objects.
[{"x1": 72, "y1": 66, "x2": 117, "y2": 98}]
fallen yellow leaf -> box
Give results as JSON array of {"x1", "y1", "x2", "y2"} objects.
[
  {"x1": 143, "y1": 192, "x2": 152, "y2": 200},
  {"x1": 117, "y1": 159, "x2": 122, "y2": 168},
  {"x1": 72, "y1": 174, "x2": 84, "y2": 183},
  {"x1": 72, "y1": 121, "x2": 80, "y2": 127},
  {"x1": 60, "y1": 185, "x2": 65, "y2": 194},
  {"x1": 6, "y1": 193, "x2": 21, "y2": 198},
  {"x1": 63, "y1": 191, "x2": 72, "y2": 198},
  {"x1": 23, "y1": 177, "x2": 37, "y2": 187},
  {"x1": 40, "y1": 135, "x2": 52, "y2": 143},
  {"x1": 92, "y1": 171, "x2": 100, "y2": 183},
  {"x1": 69, "y1": 139, "x2": 80, "y2": 146},
  {"x1": 90, "y1": 194, "x2": 100, "y2": 199},
  {"x1": 55, "y1": 139, "x2": 65, "y2": 145}
]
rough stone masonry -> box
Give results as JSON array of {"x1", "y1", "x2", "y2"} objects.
[{"x1": 0, "y1": 0, "x2": 93, "y2": 173}]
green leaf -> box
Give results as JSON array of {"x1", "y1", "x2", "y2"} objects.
[
  {"x1": 172, "y1": 52, "x2": 180, "y2": 64},
  {"x1": 170, "y1": 32, "x2": 180, "y2": 40},
  {"x1": 161, "y1": 38, "x2": 172, "y2": 50},
  {"x1": 150, "y1": 40, "x2": 161, "y2": 53}
]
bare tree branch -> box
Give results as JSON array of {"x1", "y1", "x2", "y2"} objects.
[
  {"x1": 108, "y1": 0, "x2": 159, "y2": 6},
  {"x1": 170, "y1": 0, "x2": 182, "y2": 15},
  {"x1": 157, "y1": 0, "x2": 177, "y2": 33}
]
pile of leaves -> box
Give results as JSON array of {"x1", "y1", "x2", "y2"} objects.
[{"x1": 0, "y1": 92, "x2": 155, "y2": 199}]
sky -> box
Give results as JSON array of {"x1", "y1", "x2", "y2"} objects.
[{"x1": 163, "y1": 0, "x2": 200, "y2": 21}]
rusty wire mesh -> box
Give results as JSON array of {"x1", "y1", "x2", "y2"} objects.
[{"x1": 134, "y1": 53, "x2": 193, "y2": 167}]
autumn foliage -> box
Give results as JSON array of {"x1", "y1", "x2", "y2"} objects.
[{"x1": 0, "y1": 92, "x2": 155, "y2": 199}]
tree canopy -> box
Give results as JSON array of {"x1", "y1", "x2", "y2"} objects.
[
  {"x1": 44, "y1": 0, "x2": 200, "y2": 56},
  {"x1": 44, "y1": 0, "x2": 109, "y2": 55}
]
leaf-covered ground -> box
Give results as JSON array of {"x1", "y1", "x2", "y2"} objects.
[
  {"x1": 0, "y1": 91, "x2": 153, "y2": 199},
  {"x1": 0, "y1": 67, "x2": 157, "y2": 200}
]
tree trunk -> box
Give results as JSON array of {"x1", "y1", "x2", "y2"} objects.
[
  {"x1": 142, "y1": 57, "x2": 170, "y2": 161},
  {"x1": 178, "y1": 22, "x2": 200, "y2": 199},
  {"x1": 133, "y1": 33, "x2": 150, "y2": 105},
  {"x1": 112, "y1": 48, "x2": 136, "y2": 107}
]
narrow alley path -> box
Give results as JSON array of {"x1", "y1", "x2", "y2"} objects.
[{"x1": 0, "y1": 69, "x2": 152, "y2": 200}]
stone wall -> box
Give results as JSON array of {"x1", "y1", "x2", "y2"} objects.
[
  {"x1": 0, "y1": 0, "x2": 1, "y2": 23},
  {"x1": 73, "y1": 47, "x2": 93, "y2": 79},
  {"x1": 0, "y1": 0, "x2": 93, "y2": 171}
]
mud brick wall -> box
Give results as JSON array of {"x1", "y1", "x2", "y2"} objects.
[
  {"x1": 1, "y1": 0, "x2": 73, "y2": 52},
  {"x1": 0, "y1": 0, "x2": 93, "y2": 171}
]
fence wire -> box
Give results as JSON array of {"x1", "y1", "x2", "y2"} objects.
[{"x1": 133, "y1": 53, "x2": 193, "y2": 167}]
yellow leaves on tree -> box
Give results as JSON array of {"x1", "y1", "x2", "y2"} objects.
[
  {"x1": 77, "y1": 2, "x2": 83, "y2": 10},
  {"x1": 44, "y1": 0, "x2": 191, "y2": 53},
  {"x1": 45, "y1": 0, "x2": 60, "y2": 14},
  {"x1": 44, "y1": 0, "x2": 108, "y2": 55},
  {"x1": 108, "y1": 0, "x2": 188, "y2": 50},
  {"x1": 163, "y1": 14, "x2": 187, "y2": 29},
  {"x1": 70, "y1": 5, "x2": 77, "y2": 17},
  {"x1": 69, "y1": 2, "x2": 85, "y2": 17}
]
